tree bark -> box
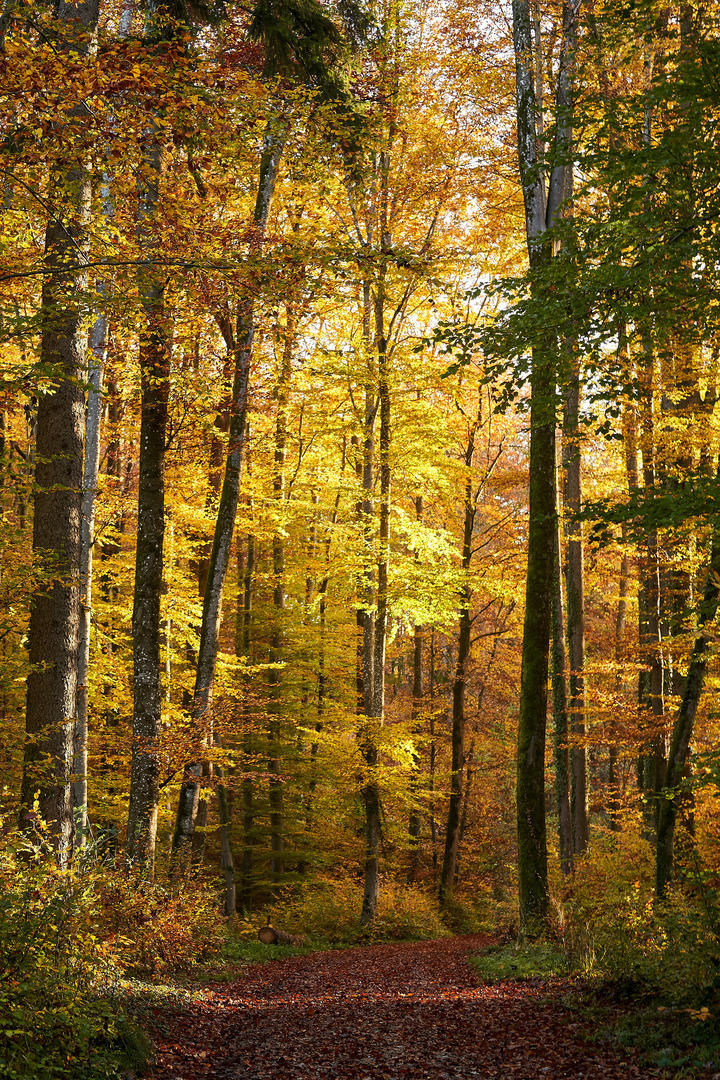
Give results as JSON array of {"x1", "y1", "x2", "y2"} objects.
[
  {"x1": 512, "y1": 0, "x2": 578, "y2": 931},
  {"x1": 551, "y1": 452, "x2": 572, "y2": 875},
  {"x1": 239, "y1": 524, "x2": 255, "y2": 911},
  {"x1": 267, "y1": 309, "x2": 293, "y2": 885},
  {"x1": 20, "y1": 0, "x2": 99, "y2": 862},
  {"x1": 126, "y1": 144, "x2": 171, "y2": 868},
  {"x1": 360, "y1": 296, "x2": 389, "y2": 927},
  {"x1": 408, "y1": 541, "x2": 424, "y2": 883},
  {"x1": 439, "y1": 402, "x2": 481, "y2": 905},
  {"x1": 562, "y1": 355, "x2": 588, "y2": 855},
  {"x1": 73, "y1": 309, "x2": 105, "y2": 847},
  {"x1": 656, "y1": 464, "x2": 720, "y2": 895}
]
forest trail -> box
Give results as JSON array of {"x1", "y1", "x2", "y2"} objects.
[{"x1": 150, "y1": 935, "x2": 664, "y2": 1079}]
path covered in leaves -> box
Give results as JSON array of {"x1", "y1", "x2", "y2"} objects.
[{"x1": 150, "y1": 935, "x2": 663, "y2": 1079}]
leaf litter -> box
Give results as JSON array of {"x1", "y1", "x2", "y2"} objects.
[{"x1": 148, "y1": 934, "x2": 668, "y2": 1079}]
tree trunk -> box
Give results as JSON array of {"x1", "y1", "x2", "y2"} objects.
[
  {"x1": 20, "y1": 0, "x2": 99, "y2": 862},
  {"x1": 172, "y1": 129, "x2": 284, "y2": 859},
  {"x1": 656, "y1": 466, "x2": 720, "y2": 895},
  {"x1": 239, "y1": 524, "x2": 255, "y2": 912},
  {"x1": 429, "y1": 630, "x2": 438, "y2": 881},
  {"x1": 360, "y1": 314, "x2": 389, "y2": 926},
  {"x1": 73, "y1": 309, "x2": 105, "y2": 846},
  {"x1": 268, "y1": 311, "x2": 293, "y2": 886},
  {"x1": 126, "y1": 197, "x2": 170, "y2": 869},
  {"x1": 439, "y1": 404, "x2": 480, "y2": 905},
  {"x1": 512, "y1": 0, "x2": 577, "y2": 932},
  {"x1": 408, "y1": 494, "x2": 424, "y2": 882},
  {"x1": 551, "y1": 453, "x2": 572, "y2": 875},
  {"x1": 562, "y1": 355, "x2": 588, "y2": 856},
  {"x1": 637, "y1": 350, "x2": 667, "y2": 835}
]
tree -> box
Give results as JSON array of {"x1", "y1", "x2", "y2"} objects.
[
  {"x1": 511, "y1": 0, "x2": 579, "y2": 930},
  {"x1": 20, "y1": 0, "x2": 100, "y2": 861}
]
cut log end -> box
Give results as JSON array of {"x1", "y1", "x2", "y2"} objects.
[{"x1": 257, "y1": 925, "x2": 307, "y2": 946}]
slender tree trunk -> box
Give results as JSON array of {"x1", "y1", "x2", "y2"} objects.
[
  {"x1": 608, "y1": 538, "x2": 629, "y2": 831},
  {"x1": 455, "y1": 736, "x2": 476, "y2": 887},
  {"x1": 125, "y1": 65, "x2": 173, "y2": 868},
  {"x1": 21, "y1": 0, "x2": 99, "y2": 862},
  {"x1": 126, "y1": 229, "x2": 170, "y2": 868},
  {"x1": 172, "y1": 130, "x2": 284, "y2": 858},
  {"x1": 307, "y1": 458, "x2": 344, "y2": 837},
  {"x1": 439, "y1": 600, "x2": 471, "y2": 904},
  {"x1": 429, "y1": 630, "x2": 438, "y2": 880},
  {"x1": 440, "y1": 404, "x2": 480, "y2": 905},
  {"x1": 408, "y1": 494, "x2": 424, "y2": 882},
  {"x1": 637, "y1": 352, "x2": 666, "y2": 834},
  {"x1": 267, "y1": 311, "x2": 293, "y2": 885},
  {"x1": 73, "y1": 310, "x2": 106, "y2": 846},
  {"x1": 562, "y1": 355, "x2": 588, "y2": 855},
  {"x1": 551, "y1": 451, "x2": 572, "y2": 875},
  {"x1": 656, "y1": 463, "x2": 720, "y2": 895},
  {"x1": 239, "y1": 524, "x2": 255, "y2": 911},
  {"x1": 360, "y1": 296, "x2": 389, "y2": 926}
]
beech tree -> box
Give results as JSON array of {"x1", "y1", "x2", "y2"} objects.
[{"x1": 19, "y1": 0, "x2": 100, "y2": 861}]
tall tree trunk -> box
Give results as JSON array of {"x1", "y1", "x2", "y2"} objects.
[
  {"x1": 126, "y1": 125, "x2": 171, "y2": 868},
  {"x1": 172, "y1": 129, "x2": 284, "y2": 858},
  {"x1": 609, "y1": 535, "x2": 629, "y2": 831},
  {"x1": 307, "y1": 456, "x2": 344, "y2": 838},
  {"x1": 551, "y1": 451, "x2": 572, "y2": 875},
  {"x1": 73, "y1": 310, "x2": 105, "y2": 846},
  {"x1": 637, "y1": 351, "x2": 666, "y2": 835},
  {"x1": 429, "y1": 630, "x2": 438, "y2": 880},
  {"x1": 20, "y1": 0, "x2": 99, "y2": 862},
  {"x1": 238, "y1": 523, "x2": 255, "y2": 911},
  {"x1": 408, "y1": 494, "x2": 424, "y2": 882},
  {"x1": 562, "y1": 354, "x2": 588, "y2": 855},
  {"x1": 656, "y1": 464, "x2": 720, "y2": 895},
  {"x1": 267, "y1": 310, "x2": 293, "y2": 885},
  {"x1": 439, "y1": 402, "x2": 481, "y2": 905},
  {"x1": 512, "y1": 0, "x2": 578, "y2": 931},
  {"x1": 360, "y1": 287, "x2": 389, "y2": 926}
]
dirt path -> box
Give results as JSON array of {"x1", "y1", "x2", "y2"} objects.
[{"x1": 150, "y1": 935, "x2": 664, "y2": 1079}]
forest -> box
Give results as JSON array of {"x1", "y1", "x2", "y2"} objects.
[{"x1": 1, "y1": 0, "x2": 720, "y2": 1075}]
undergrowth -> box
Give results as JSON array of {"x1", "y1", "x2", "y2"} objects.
[
  {"x1": 234, "y1": 875, "x2": 451, "y2": 946},
  {"x1": 0, "y1": 823, "x2": 224, "y2": 1080},
  {"x1": 470, "y1": 941, "x2": 568, "y2": 981}
]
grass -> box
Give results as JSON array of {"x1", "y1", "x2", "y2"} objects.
[
  {"x1": 222, "y1": 937, "x2": 320, "y2": 965},
  {"x1": 469, "y1": 940, "x2": 568, "y2": 982},
  {"x1": 612, "y1": 1004, "x2": 720, "y2": 1075}
]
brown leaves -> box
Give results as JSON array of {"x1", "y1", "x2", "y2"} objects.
[{"x1": 149, "y1": 936, "x2": 667, "y2": 1080}]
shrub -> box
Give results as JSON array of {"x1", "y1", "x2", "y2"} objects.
[
  {"x1": 441, "y1": 884, "x2": 503, "y2": 934},
  {"x1": 0, "y1": 830, "x2": 137, "y2": 1080},
  {"x1": 95, "y1": 871, "x2": 224, "y2": 977},
  {"x1": 561, "y1": 830, "x2": 720, "y2": 1004}
]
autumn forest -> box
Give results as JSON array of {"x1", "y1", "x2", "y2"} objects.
[{"x1": 2, "y1": 0, "x2": 720, "y2": 1075}]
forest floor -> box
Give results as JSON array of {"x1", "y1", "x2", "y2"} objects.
[{"x1": 145, "y1": 934, "x2": 670, "y2": 1079}]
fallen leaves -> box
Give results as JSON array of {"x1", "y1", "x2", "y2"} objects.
[{"x1": 148, "y1": 935, "x2": 667, "y2": 1079}]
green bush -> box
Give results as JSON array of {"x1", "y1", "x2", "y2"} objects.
[
  {"x1": 561, "y1": 831, "x2": 720, "y2": 1004},
  {"x1": 0, "y1": 832, "x2": 140, "y2": 1080}
]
